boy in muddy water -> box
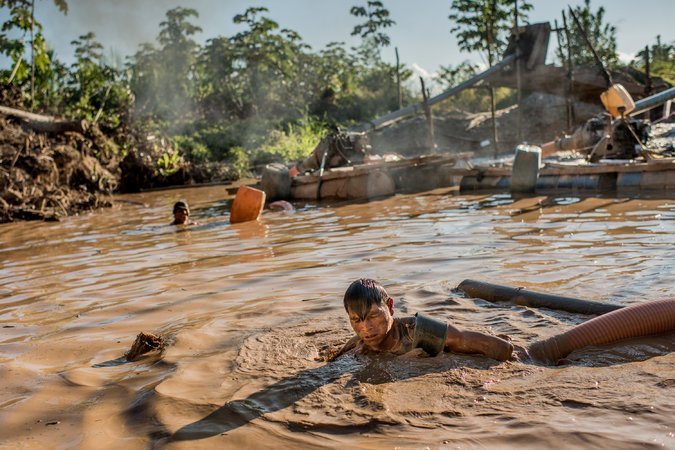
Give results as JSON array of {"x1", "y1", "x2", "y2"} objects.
[
  {"x1": 335, "y1": 278, "x2": 514, "y2": 361},
  {"x1": 172, "y1": 200, "x2": 197, "y2": 226}
]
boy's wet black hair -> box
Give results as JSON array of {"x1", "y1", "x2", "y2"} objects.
[
  {"x1": 343, "y1": 278, "x2": 390, "y2": 320},
  {"x1": 173, "y1": 200, "x2": 190, "y2": 215}
]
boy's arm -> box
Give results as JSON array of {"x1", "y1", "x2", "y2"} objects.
[
  {"x1": 444, "y1": 324, "x2": 514, "y2": 361},
  {"x1": 327, "y1": 335, "x2": 361, "y2": 361}
]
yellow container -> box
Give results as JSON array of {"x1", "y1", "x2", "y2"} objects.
[
  {"x1": 230, "y1": 186, "x2": 266, "y2": 224},
  {"x1": 600, "y1": 84, "x2": 635, "y2": 118}
]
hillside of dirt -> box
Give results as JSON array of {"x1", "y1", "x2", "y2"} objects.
[{"x1": 0, "y1": 110, "x2": 238, "y2": 223}]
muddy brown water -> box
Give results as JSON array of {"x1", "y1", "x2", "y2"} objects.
[{"x1": 1, "y1": 183, "x2": 674, "y2": 449}]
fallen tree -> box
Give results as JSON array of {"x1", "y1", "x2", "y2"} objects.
[{"x1": 0, "y1": 105, "x2": 88, "y2": 134}]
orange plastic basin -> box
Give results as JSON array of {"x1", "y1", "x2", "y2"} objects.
[{"x1": 230, "y1": 186, "x2": 266, "y2": 224}]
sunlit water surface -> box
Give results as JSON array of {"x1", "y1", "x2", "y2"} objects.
[{"x1": 1, "y1": 184, "x2": 674, "y2": 449}]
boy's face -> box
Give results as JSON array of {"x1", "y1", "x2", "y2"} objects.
[
  {"x1": 174, "y1": 209, "x2": 188, "y2": 224},
  {"x1": 347, "y1": 298, "x2": 394, "y2": 348}
]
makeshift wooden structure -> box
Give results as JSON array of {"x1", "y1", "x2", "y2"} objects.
[{"x1": 289, "y1": 153, "x2": 471, "y2": 201}]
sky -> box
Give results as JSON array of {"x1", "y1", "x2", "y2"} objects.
[{"x1": 4, "y1": 0, "x2": 675, "y2": 88}]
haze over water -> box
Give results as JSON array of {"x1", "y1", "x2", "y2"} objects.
[{"x1": 1, "y1": 184, "x2": 674, "y2": 448}]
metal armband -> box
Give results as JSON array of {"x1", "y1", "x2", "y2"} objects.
[{"x1": 412, "y1": 313, "x2": 448, "y2": 356}]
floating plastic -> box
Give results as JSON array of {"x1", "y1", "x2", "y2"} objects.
[{"x1": 230, "y1": 186, "x2": 266, "y2": 224}]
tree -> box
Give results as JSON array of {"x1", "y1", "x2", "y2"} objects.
[
  {"x1": 227, "y1": 7, "x2": 309, "y2": 119},
  {"x1": 555, "y1": 0, "x2": 618, "y2": 68},
  {"x1": 0, "y1": 0, "x2": 68, "y2": 109},
  {"x1": 632, "y1": 35, "x2": 675, "y2": 85},
  {"x1": 448, "y1": 0, "x2": 532, "y2": 67},
  {"x1": 448, "y1": 0, "x2": 531, "y2": 154},
  {"x1": 350, "y1": 1, "x2": 396, "y2": 48},
  {"x1": 128, "y1": 7, "x2": 202, "y2": 123},
  {"x1": 65, "y1": 32, "x2": 131, "y2": 126}
]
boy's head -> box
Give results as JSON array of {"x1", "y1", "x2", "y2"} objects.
[
  {"x1": 173, "y1": 201, "x2": 190, "y2": 224},
  {"x1": 343, "y1": 278, "x2": 392, "y2": 320},
  {"x1": 343, "y1": 278, "x2": 395, "y2": 347}
]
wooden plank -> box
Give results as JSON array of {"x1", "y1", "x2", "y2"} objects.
[
  {"x1": 541, "y1": 161, "x2": 675, "y2": 175},
  {"x1": 291, "y1": 154, "x2": 463, "y2": 186}
]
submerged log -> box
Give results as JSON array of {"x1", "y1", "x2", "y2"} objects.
[{"x1": 457, "y1": 279, "x2": 623, "y2": 315}]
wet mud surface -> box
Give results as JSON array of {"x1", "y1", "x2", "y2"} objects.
[{"x1": 0, "y1": 185, "x2": 674, "y2": 448}]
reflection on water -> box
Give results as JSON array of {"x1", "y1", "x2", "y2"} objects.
[{"x1": 0, "y1": 184, "x2": 674, "y2": 449}]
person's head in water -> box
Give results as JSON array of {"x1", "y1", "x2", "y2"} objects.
[
  {"x1": 343, "y1": 278, "x2": 395, "y2": 348},
  {"x1": 173, "y1": 201, "x2": 190, "y2": 225}
]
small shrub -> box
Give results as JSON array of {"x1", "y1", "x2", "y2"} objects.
[{"x1": 253, "y1": 118, "x2": 325, "y2": 164}]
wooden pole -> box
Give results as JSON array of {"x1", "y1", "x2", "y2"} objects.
[
  {"x1": 488, "y1": 0, "x2": 499, "y2": 159},
  {"x1": 395, "y1": 47, "x2": 402, "y2": 109},
  {"x1": 554, "y1": 18, "x2": 571, "y2": 132},
  {"x1": 562, "y1": 10, "x2": 575, "y2": 131},
  {"x1": 30, "y1": 0, "x2": 35, "y2": 111},
  {"x1": 514, "y1": 0, "x2": 522, "y2": 143},
  {"x1": 419, "y1": 76, "x2": 436, "y2": 152},
  {"x1": 568, "y1": 7, "x2": 613, "y2": 88},
  {"x1": 644, "y1": 45, "x2": 652, "y2": 97}
]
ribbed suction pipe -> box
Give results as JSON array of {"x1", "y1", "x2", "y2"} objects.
[{"x1": 528, "y1": 298, "x2": 675, "y2": 364}]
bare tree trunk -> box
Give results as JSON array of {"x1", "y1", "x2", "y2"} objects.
[
  {"x1": 644, "y1": 45, "x2": 652, "y2": 96},
  {"x1": 562, "y1": 10, "x2": 575, "y2": 131},
  {"x1": 419, "y1": 77, "x2": 436, "y2": 152},
  {"x1": 514, "y1": 0, "x2": 522, "y2": 143},
  {"x1": 0, "y1": 105, "x2": 88, "y2": 134},
  {"x1": 395, "y1": 47, "x2": 402, "y2": 109},
  {"x1": 30, "y1": 0, "x2": 35, "y2": 111},
  {"x1": 489, "y1": 84, "x2": 498, "y2": 158},
  {"x1": 488, "y1": 0, "x2": 499, "y2": 159}
]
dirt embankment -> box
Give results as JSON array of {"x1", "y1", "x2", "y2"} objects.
[
  {"x1": 0, "y1": 110, "x2": 238, "y2": 223},
  {"x1": 0, "y1": 115, "x2": 119, "y2": 222}
]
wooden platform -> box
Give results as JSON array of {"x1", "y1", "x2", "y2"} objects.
[
  {"x1": 289, "y1": 154, "x2": 675, "y2": 200},
  {"x1": 290, "y1": 153, "x2": 471, "y2": 200}
]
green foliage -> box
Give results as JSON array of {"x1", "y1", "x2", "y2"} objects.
[
  {"x1": 555, "y1": 0, "x2": 618, "y2": 69},
  {"x1": 254, "y1": 116, "x2": 326, "y2": 163},
  {"x1": 434, "y1": 85, "x2": 515, "y2": 113},
  {"x1": 632, "y1": 35, "x2": 675, "y2": 85},
  {"x1": 449, "y1": 0, "x2": 532, "y2": 65},
  {"x1": 63, "y1": 32, "x2": 132, "y2": 125},
  {"x1": 0, "y1": 0, "x2": 65, "y2": 108},
  {"x1": 0, "y1": 0, "x2": 74, "y2": 109},
  {"x1": 226, "y1": 146, "x2": 251, "y2": 179},
  {"x1": 128, "y1": 7, "x2": 201, "y2": 122},
  {"x1": 350, "y1": 1, "x2": 396, "y2": 47},
  {"x1": 2, "y1": 1, "x2": 513, "y2": 181},
  {"x1": 228, "y1": 7, "x2": 310, "y2": 120},
  {"x1": 436, "y1": 60, "x2": 479, "y2": 87},
  {"x1": 172, "y1": 135, "x2": 212, "y2": 163},
  {"x1": 156, "y1": 146, "x2": 184, "y2": 177}
]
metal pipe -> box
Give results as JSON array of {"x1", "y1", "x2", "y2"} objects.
[
  {"x1": 630, "y1": 86, "x2": 675, "y2": 116},
  {"x1": 457, "y1": 279, "x2": 623, "y2": 315}
]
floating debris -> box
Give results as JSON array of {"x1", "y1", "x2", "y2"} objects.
[{"x1": 125, "y1": 332, "x2": 165, "y2": 361}]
